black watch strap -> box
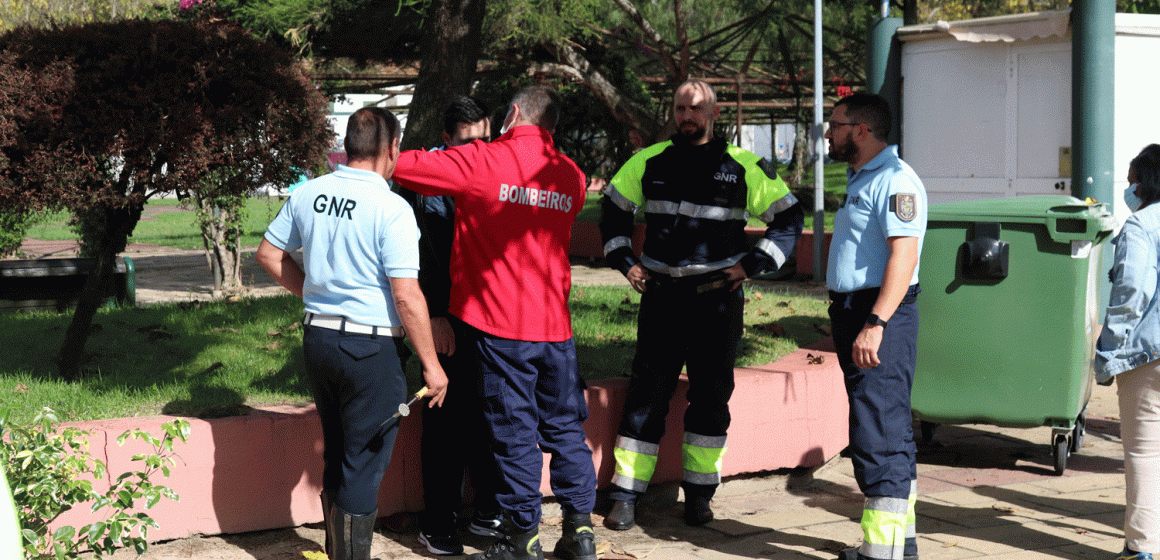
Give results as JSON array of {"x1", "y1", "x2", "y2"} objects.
[{"x1": 866, "y1": 314, "x2": 888, "y2": 327}]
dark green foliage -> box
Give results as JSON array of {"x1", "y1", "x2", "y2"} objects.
[{"x1": 0, "y1": 16, "x2": 332, "y2": 379}]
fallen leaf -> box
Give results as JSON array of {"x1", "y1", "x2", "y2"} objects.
[
  {"x1": 758, "y1": 309, "x2": 769, "y2": 316},
  {"x1": 807, "y1": 353, "x2": 826, "y2": 365},
  {"x1": 267, "y1": 330, "x2": 281, "y2": 337},
  {"x1": 760, "y1": 323, "x2": 787, "y2": 336},
  {"x1": 13, "y1": 382, "x2": 29, "y2": 394},
  {"x1": 991, "y1": 504, "x2": 1016, "y2": 514},
  {"x1": 777, "y1": 300, "x2": 789, "y2": 307},
  {"x1": 302, "y1": 551, "x2": 328, "y2": 560},
  {"x1": 265, "y1": 342, "x2": 282, "y2": 350},
  {"x1": 596, "y1": 334, "x2": 606, "y2": 340},
  {"x1": 288, "y1": 322, "x2": 301, "y2": 330},
  {"x1": 267, "y1": 370, "x2": 277, "y2": 376},
  {"x1": 753, "y1": 291, "x2": 763, "y2": 299},
  {"x1": 213, "y1": 327, "x2": 241, "y2": 334}
]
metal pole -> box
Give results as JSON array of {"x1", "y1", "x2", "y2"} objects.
[
  {"x1": 812, "y1": 0, "x2": 825, "y2": 282},
  {"x1": 1072, "y1": 0, "x2": 1116, "y2": 305}
]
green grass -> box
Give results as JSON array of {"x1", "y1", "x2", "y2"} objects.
[
  {"x1": 24, "y1": 197, "x2": 289, "y2": 250},
  {"x1": 0, "y1": 285, "x2": 828, "y2": 424}
]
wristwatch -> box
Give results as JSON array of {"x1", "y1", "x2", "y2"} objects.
[{"x1": 866, "y1": 314, "x2": 888, "y2": 328}]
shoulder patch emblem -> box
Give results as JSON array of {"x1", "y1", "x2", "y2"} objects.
[{"x1": 891, "y1": 193, "x2": 917, "y2": 222}]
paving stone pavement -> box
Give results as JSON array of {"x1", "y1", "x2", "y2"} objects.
[{"x1": 17, "y1": 239, "x2": 1131, "y2": 560}]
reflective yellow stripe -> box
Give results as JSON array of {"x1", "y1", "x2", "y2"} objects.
[
  {"x1": 613, "y1": 445, "x2": 658, "y2": 488},
  {"x1": 681, "y1": 439, "x2": 726, "y2": 474},
  {"x1": 863, "y1": 507, "x2": 904, "y2": 547}
]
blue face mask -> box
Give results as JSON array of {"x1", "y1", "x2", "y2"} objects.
[{"x1": 1125, "y1": 183, "x2": 1144, "y2": 213}]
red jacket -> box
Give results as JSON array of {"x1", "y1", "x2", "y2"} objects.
[{"x1": 392, "y1": 125, "x2": 585, "y2": 342}]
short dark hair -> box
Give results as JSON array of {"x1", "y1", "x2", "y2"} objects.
[
  {"x1": 1132, "y1": 144, "x2": 1160, "y2": 205},
  {"x1": 834, "y1": 92, "x2": 891, "y2": 142},
  {"x1": 443, "y1": 96, "x2": 490, "y2": 135},
  {"x1": 344, "y1": 107, "x2": 399, "y2": 161},
  {"x1": 511, "y1": 85, "x2": 561, "y2": 131}
]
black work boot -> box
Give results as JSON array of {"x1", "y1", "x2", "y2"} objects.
[
  {"x1": 603, "y1": 499, "x2": 635, "y2": 531},
  {"x1": 683, "y1": 494, "x2": 713, "y2": 526},
  {"x1": 552, "y1": 509, "x2": 597, "y2": 560},
  {"x1": 466, "y1": 520, "x2": 543, "y2": 560},
  {"x1": 323, "y1": 497, "x2": 376, "y2": 560}
]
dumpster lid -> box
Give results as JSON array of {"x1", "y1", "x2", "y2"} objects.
[{"x1": 929, "y1": 195, "x2": 1117, "y2": 243}]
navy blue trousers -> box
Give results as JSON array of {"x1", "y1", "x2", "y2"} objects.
[
  {"x1": 828, "y1": 285, "x2": 920, "y2": 499},
  {"x1": 303, "y1": 325, "x2": 408, "y2": 515},
  {"x1": 464, "y1": 323, "x2": 597, "y2": 531},
  {"x1": 610, "y1": 281, "x2": 743, "y2": 503},
  {"x1": 420, "y1": 321, "x2": 500, "y2": 529}
]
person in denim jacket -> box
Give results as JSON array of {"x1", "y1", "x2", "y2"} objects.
[{"x1": 1096, "y1": 143, "x2": 1160, "y2": 560}]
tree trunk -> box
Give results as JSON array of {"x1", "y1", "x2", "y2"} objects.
[
  {"x1": 195, "y1": 194, "x2": 244, "y2": 296},
  {"x1": 400, "y1": 0, "x2": 487, "y2": 151},
  {"x1": 58, "y1": 205, "x2": 141, "y2": 381}
]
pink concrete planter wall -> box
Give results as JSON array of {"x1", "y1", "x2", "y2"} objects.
[{"x1": 50, "y1": 343, "x2": 846, "y2": 542}]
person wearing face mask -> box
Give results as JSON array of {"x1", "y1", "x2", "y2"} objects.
[
  {"x1": 1097, "y1": 143, "x2": 1160, "y2": 560},
  {"x1": 598, "y1": 79, "x2": 803, "y2": 530},
  {"x1": 391, "y1": 86, "x2": 598, "y2": 560}
]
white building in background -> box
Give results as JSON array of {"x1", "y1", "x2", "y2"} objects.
[
  {"x1": 897, "y1": 9, "x2": 1160, "y2": 220},
  {"x1": 327, "y1": 91, "x2": 412, "y2": 150}
]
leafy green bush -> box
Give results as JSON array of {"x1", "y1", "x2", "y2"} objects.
[
  {"x1": 0, "y1": 208, "x2": 41, "y2": 257},
  {"x1": 0, "y1": 408, "x2": 190, "y2": 560}
]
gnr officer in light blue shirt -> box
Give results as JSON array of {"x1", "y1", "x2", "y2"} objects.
[
  {"x1": 257, "y1": 106, "x2": 448, "y2": 560},
  {"x1": 824, "y1": 92, "x2": 927, "y2": 560}
]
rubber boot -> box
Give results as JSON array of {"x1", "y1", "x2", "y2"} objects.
[
  {"x1": 466, "y1": 518, "x2": 543, "y2": 560},
  {"x1": 552, "y1": 509, "x2": 597, "y2": 560},
  {"x1": 323, "y1": 497, "x2": 376, "y2": 560},
  {"x1": 603, "y1": 499, "x2": 635, "y2": 531}
]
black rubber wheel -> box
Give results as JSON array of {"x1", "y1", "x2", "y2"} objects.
[
  {"x1": 919, "y1": 421, "x2": 937, "y2": 444},
  {"x1": 1053, "y1": 434, "x2": 1069, "y2": 475},
  {"x1": 1070, "y1": 414, "x2": 1086, "y2": 453}
]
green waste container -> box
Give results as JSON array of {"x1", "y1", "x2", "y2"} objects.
[{"x1": 913, "y1": 195, "x2": 1116, "y2": 474}]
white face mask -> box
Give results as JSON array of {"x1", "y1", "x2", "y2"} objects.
[
  {"x1": 499, "y1": 108, "x2": 516, "y2": 135},
  {"x1": 1125, "y1": 183, "x2": 1144, "y2": 213}
]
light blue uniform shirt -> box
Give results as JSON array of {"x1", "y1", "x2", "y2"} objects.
[
  {"x1": 264, "y1": 165, "x2": 420, "y2": 327},
  {"x1": 1096, "y1": 205, "x2": 1160, "y2": 383},
  {"x1": 827, "y1": 145, "x2": 927, "y2": 293}
]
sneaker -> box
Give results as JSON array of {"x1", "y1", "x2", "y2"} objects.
[
  {"x1": 1117, "y1": 548, "x2": 1155, "y2": 560},
  {"x1": 466, "y1": 527, "x2": 543, "y2": 560},
  {"x1": 418, "y1": 531, "x2": 464, "y2": 556},
  {"x1": 468, "y1": 512, "x2": 504, "y2": 538}
]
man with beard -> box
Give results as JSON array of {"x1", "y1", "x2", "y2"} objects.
[
  {"x1": 599, "y1": 79, "x2": 803, "y2": 530},
  {"x1": 823, "y1": 92, "x2": 926, "y2": 560}
]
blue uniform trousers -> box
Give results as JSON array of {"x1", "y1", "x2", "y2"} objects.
[
  {"x1": 462, "y1": 322, "x2": 597, "y2": 531},
  {"x1": 303, "y1": 325, "x2": 408, "y2": 516},
  {"x1": 828, "y1": 284, "x2": 920, "y2": 559},
  {"x1": 420, "y1": 321, "x2": 501, "y2": 529},
  {"x1": 610, "y1": 279, "x2": 743, "y2": 503}
]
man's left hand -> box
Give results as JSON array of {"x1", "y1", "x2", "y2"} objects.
[{"x1": 724, "y1": 263, "x2": 748, "y2": 291}]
